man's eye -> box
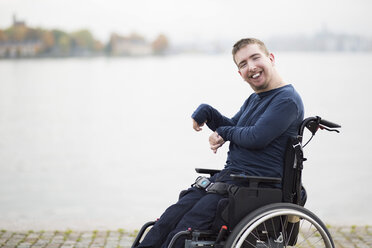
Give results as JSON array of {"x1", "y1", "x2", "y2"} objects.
[
  {"x1": 253, "y1": 55, "x2": 261, "y2": 60},
  {"x1": 239, "y1": 64, "x2": 246, "y2": 69}
]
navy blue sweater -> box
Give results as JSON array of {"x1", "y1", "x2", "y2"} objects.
[{"x1": 192, "y1": 85, "x2": 304, "y2": 178}]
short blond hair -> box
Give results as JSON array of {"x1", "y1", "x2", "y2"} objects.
[{"x1": 232, "y1": 38, "x2": 269, "y2": 64}]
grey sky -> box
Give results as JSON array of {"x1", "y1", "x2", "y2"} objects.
[{"x1": 0, "y1": 0, "x2": 370, "y2": 43}]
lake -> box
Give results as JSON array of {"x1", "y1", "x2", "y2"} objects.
[{"x1": 0, "y1": 52, "x2": 371, "y2": 230}]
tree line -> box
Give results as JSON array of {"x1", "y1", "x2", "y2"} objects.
[{"x1": 0, "y1": 24, "x2": 169, "y2": 58}]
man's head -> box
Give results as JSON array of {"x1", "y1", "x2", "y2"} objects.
[
  {"x1": 232, "y1": 38, "x2": 269, "y2": 65},
  {"x1": 232, "y1": 38, "x2": 283, "y2": 93}
]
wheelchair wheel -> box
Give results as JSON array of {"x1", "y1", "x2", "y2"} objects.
[{"x1": 225, "y1": 203, "x2": 334, "y2": 248}]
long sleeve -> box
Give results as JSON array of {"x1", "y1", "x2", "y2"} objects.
[
  {"x1": 216, "y1": 98, "x2": 299, "y2": 149},
  {"x1": 190, "y1": 85, "x2": 304, "y2": 178},
  {"x1": 191, "y1": 104, "x2": 242, "y2": 131}
]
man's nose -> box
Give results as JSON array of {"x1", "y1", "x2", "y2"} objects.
[{"x1": 248, "y1": 63, "x2": 256, "y2": 71}]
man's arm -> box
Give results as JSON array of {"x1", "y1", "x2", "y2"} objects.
[
  {"x1": 216, "y1": 99, "x2": 299, "y2": 149},
  {"x1": 192, "y1": 119, "x2": 206, "y2": 131},
  {"x1": 209, "y1": 131, "x2": 225, "y2": 153},
  {"x1": 191, "y1": 104, "x2": 242, "y2": 131}
]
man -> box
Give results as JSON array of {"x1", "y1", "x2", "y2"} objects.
[{"x1": 136, "y1": 38, "x2": 304, "y2": 248}]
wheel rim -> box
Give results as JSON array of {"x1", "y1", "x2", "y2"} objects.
[{"x1": 233, "y1": 208, "x2": 333, "y2": 248}]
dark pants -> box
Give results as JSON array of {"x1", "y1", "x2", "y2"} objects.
[{"x1": 137, "y1": 168, "x2": 243, "y2": 248}]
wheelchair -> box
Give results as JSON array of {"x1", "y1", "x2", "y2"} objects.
[{"x1": 132, "y1": 116, "x2": 341, "y2": 248}]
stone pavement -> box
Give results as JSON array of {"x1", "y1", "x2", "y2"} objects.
[{"x1": 0, "y1": 226, "x2": 371, "y2": 248}]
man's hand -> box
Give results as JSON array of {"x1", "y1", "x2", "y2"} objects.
[
  {"x1": 209, "y1": 132, "x2": 225, "y2": 153},
  {"x1": 192, "y1": 118, "x2": 206, "y2": 131}
]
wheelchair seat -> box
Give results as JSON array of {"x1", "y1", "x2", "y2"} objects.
[{"x1": 132, "y1": 116, "x2": 340, "y2": 248}]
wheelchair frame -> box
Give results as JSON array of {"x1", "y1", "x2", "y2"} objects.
[{"x1": 132, "y1": 116, "x2": 341, "y2": 248}]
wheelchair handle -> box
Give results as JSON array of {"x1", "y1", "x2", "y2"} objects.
[
  {"x1": 299, "y1": 116, "x2": 341, "y2": 137},
  {"x1": 319, "y1": 118, "x2": 341, "y2": 129}
]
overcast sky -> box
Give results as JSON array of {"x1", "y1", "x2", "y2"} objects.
[{"x1": 0, "y1": 0, "x2": 371, "y2": 43}]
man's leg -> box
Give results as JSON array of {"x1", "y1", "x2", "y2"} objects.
[
  {"x1": 161, "y1": 192, "x2": 225, "y2": 248},
  {"x1": 137, "y1": 187, "x2": 206, "y2": 248}
]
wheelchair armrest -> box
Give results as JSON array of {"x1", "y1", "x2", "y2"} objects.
[
  {"x1": 230, "y1": 174, "x2": 282, "y2": 188},
  {"x1": 195, "y1": 168, "x2": 221, "y2": 176}
]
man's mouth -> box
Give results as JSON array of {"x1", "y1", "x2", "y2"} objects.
[{"x1": 250, "y1": 72, "x2": 262, "y2": 79}]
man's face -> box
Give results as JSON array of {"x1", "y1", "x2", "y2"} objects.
[{"x1": 234, "y1": 44, "x2": 275, "y2": 93}]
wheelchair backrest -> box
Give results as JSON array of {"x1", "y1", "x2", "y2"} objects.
[{"x1": 282, "y1": 136, "x2": 304, "y2": 205}]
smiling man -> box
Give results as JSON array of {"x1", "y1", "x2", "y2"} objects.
[
  {"x1": 234, "y1": 38, "x2": 283, "y2": 93},
  {"x1": 136, "y1": 38, "x2": 304, "y2": 248}
]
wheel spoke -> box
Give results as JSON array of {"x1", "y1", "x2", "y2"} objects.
[
  {"x1": 242, "y1": 234, "x2": 258, "y2": 248},
  {"x1": 296, "y1": 225, "x2": 325, "y2": 248},
  {"x1": 271, "y1": 218, "x2": 278, "y2": 239},
  {"x1": 226, "y1": 204, "x2": 334, "y2": 248},
  {"x1": 263, "y1": 221, "x2": 270, "y2": 243},
  {"x1": 285, "y1": 217, "x2": 297, "y2": 247}
]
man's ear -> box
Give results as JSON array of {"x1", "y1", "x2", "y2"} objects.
[
  {"x1": 238, "y1": 70, "x2": 242, "y2": 76},
  {"x1": 269, "y1": 53, "x2": 275, "y2": 65}
]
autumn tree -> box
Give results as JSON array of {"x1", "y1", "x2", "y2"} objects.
[
  {"x1": 152, "y1": 34, "x2": 169, "y2": 54},
  {"x1": 0, "y1": 30, "x2": 6, "y2": 42}
]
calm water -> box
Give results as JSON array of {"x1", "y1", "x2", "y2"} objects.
[{"x1": 0, "y1": 53, "x2": 371, "y2": 230}]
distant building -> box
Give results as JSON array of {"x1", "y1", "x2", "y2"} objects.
[
  {"x1": 12, "y1": 14, "x2": 26, "y2": 27},
  {"x1": 109, "y1": 33, "x2": 153, "y2": 56},
  {"x1": 0, "y1": 41, "x2": 43, "y2": 58},
  {"x1": 0, "y1": 15, "x2": 44, "y2": 58}
]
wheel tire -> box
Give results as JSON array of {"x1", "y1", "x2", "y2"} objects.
[{"x1": 225, "y1": 203, "x2": 334, "y2": 248}]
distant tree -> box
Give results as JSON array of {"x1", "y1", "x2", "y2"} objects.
[
  {"x1": 41, "y1": 31, "x2": 55, "y2": 51},
  {"x1": 71, "y1": 29, "x2": 95, "y2": 50},
  {"x1": 52, "y1": 29, "x2": 68, "y2": 42},
  {"x1": 152, "y1": 34, "x2": 169, "y2": 54},
  {"x1": 0, "y1": 29, "x2": 6, "y2": 42},
  {"x1": 52, "y1": 30, "x2": 71, "y2": 55},
  {"x1": 5, "y1": 25, "x2": 28, "y2": 41},
  {"x1": 58, "y1": 35, "x2": 71, "y2": 55},
  {"x1": 25, "y1": 27, "x2": 42, "y2": 41}
]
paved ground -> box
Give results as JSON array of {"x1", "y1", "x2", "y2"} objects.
[{"x1": 0, "y1": 226, "x2": 371, "y2": 248}]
